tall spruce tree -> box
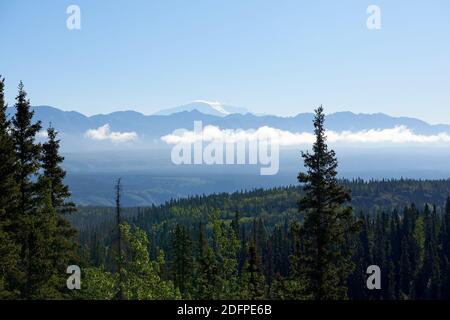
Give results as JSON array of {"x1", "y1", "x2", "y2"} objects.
[
  {"x1": 40, "y1": 125, "x2": 79, "y2": 295},
  {"x1": 11, "y1": 81, "x2": 42, "y2": 218},
  {"x1": 297, "y1": 106, "x2": 360, "y2": 300},
  {"x1": 0, "y1": 76, "x2": 21, "y2": 298},
  {"x1": 0, "y1": 76, "x2": 18, "y2": 220},
  {"x1": 241, "y1": 241, "x2": 267, "y2": 299},
  {"x1": 41, "y1": 126, "x2": 75, "y2": 213},
  {"x1": 10, "y1": 81, "x2": 71, "y2": 298},
  {"x1": 11, "y1": 81, "x2": 45, "y2": 298}
]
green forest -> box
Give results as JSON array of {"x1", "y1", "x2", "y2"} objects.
[{"x1": 1, "y1": 77, "x2": 450, "y2": 300}]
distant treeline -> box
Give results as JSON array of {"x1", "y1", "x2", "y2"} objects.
[{"x1": 74, "y1": 177, "x2": 450, "y2": 232}]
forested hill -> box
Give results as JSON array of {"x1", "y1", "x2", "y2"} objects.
[
  {"x1": 75, "y1": 178, "x2": 450, "y2": 300},
  {"x1": 73, "y1": 178, "x2": 450, "y2": 231}
]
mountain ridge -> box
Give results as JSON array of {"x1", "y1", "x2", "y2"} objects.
[
  {"x1": 5, "y1": 104, "x2": 450, "y2": 152},
  {"x1": 13, "y1": 105, "x2": 443, "y2": 126}
]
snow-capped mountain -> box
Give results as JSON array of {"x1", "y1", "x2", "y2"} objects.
[{"x1": 154, "y1": 100, "x2": 250, "y2": 117}]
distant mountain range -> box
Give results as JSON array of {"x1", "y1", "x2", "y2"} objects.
[
  {"x1": 5, "y1": 103, "x2": 450, "y2": 152},
  {"x1": 6, "y1": 102, "x2": 449, "y2": 204}
]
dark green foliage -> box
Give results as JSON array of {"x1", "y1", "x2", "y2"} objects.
[
  {"x1": 441, "y1": 197, "x2": 450, "y2": 298},
  {"x1": 170, "y1": 224, "x2": 194, "y2": 297},
  {"x1": 0, "y1": 80, "x2": 79, "y2": 299},
  {"x1": 41, "y1": 125, "x2": 79, "y2": 295},
  {"x1": 75, "y1": 179, "x2": 450, "y2": 300},
  {"x1": 10, "y1": 82, "x2": 47, "y2": 298},
  {"x1": 0, "y1": 76, "x2": 18, "y2": 217},
  {"x1": 0, "y1": 76, "x2": 21, "y2": 298},
  {"x1": 296, "y1": 106, "x2": 361, "y2": 300},
  {"x1": 11, "y1": 81, "x2": 42, "y2": 218},
  {"x1": 348, "y1": 203, "x2": 450, "y2": 300},
  {"x1": 240, "y1": 220, "x2": 267, "y2": 299},
  {"x1": 195, "y1": 224, "x2": 220, "y2": 299},
  {"x1": 42, "y1": 126, "x2": 75, "y2": 214}
]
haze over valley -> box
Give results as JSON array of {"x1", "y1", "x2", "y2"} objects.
[{"x1": 15, "y1": 101, "x2": 450, "y2": 206}]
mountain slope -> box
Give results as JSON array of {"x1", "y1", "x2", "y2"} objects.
[{"x1": 154, "y1": 100, "x2": 250, "y2": 117}]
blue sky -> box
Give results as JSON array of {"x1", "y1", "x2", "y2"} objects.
[{"x1": 0, "y1": 0, "x2": 449, "y2": 123}]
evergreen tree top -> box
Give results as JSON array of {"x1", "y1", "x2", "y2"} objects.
[{"x1": 0, "y1": 76, "x2": 9, "y2": 131}]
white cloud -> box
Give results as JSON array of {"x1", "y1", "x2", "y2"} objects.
[
  {"x1": 327, "y1": 126, "x2": 450, "y2": 144},
  {"x1": 161, "y1": 125, "x2": 450, "y2": 146},
  {"x1": 85, "y1": 124, "x2": 137, "y2": 143},
  {"x1": 37, "y1": 130, "x2": 48, "y2": 138}
]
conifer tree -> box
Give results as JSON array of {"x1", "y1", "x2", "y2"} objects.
[
  {"x1": 230, "y1": 211, "x2": 241, "y2": 239},
  {"x1": 285, "y1": 221, "x2": 307, "y2": 299},
  {"x1": 195, "y1": 223, "x2": 220, "y2": 299},
  {"x1": 10, "y1": 81, "x2": 45, "y2": 298},
  {"x1": 25, "y1": 184, "x2": 61, "y2": 298},
  {"x1": 114, "y1": 178, "x2": 125, "y2": 300},
  {"x1": 296, "y1": 106, "x2": 360, "y2": 300},
  {"x1": 348, "y1": 213, "x2": 371, "y2": 300},
  {"x1": 7, "y1": 82, "x2": 77, "y2": 299},
  {"x1": 416, "y1": 205, "x2": 441, "y2": 299},
  {"x1": 0, "y1": 230, "x2": 21, "y2": 298},
  {"x1": 241, "y1": 221, "x2": 267, "y2": 299},
  {"x1": 441, "y1": 197, "x2": 450, "y2": 299},
  {"x1": 40, "y1": 125, "x2": 79, "y2": 295},
  {"x1": 0, "y1": 76, "x2": 21, "y2": 298},
  {"x1": 170, "y1": 224, "x2": 194, "y2": 298},
  {"x1": 442, "y1": 197, "x2": 450, "y2": 260},
  {"x1": 41, "y1": 125, "x2": 75, "y2": 213},
  {"x1": 398, "y1": 237, "x2": 412, "y2": 298},
  {"x1": 211, "y1": 213, "x2": 240, "y2": 299},
  {"x1": 11, "y1": 82, "x2": 42, "y2": 218},
  {"x1": 0, "y1": 76, "x2": 18, "y2": 219}
]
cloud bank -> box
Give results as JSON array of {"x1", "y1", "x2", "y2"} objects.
[
  {"x1": 161, "y1": 125, "x2": 450, "y2": 146},
  {"x1": 85, "y1": 124, "x2": 137, "y2": 143}
]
